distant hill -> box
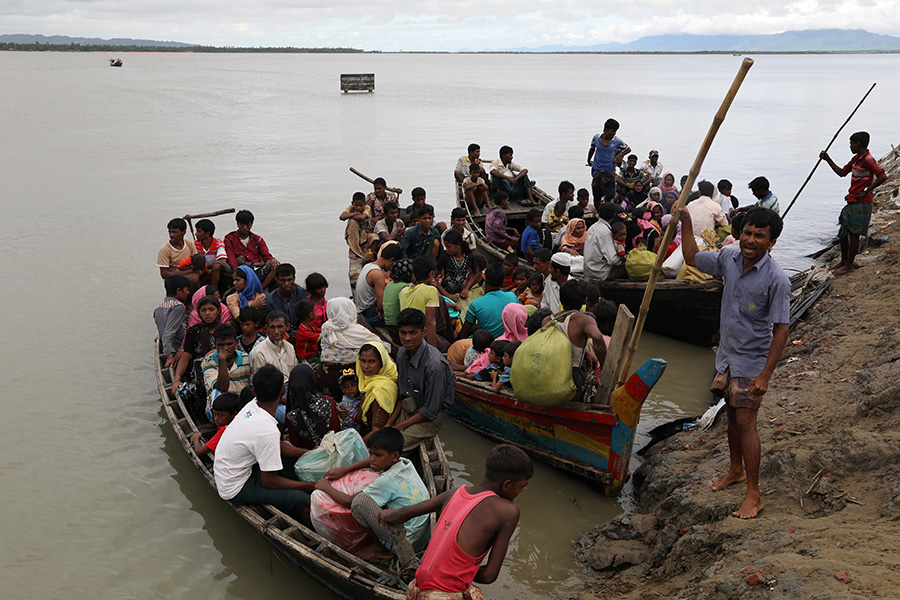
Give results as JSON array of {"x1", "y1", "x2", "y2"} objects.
[
  {"x1": 0, "y1": 33, "x2": 196, "y2": 47},
  {"x1": 499, "y1": 29, "x2": 900, "y2": 53}
]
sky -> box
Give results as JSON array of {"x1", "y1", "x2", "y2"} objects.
[{"x1": 1, "y1": 0, "x2": 898, "y2": 51}]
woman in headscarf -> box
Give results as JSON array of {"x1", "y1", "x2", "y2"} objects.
[
  {"x1": 320, "y1": 297, "x2": 390, "y2": 396},
  {"x1": 497, "y1": 303, "x2": 528, "y2": 342},
  {"x1": 559, "y1": 218, "x2": 587, "y2": 255},
  {"x1": 225, "y1": 265, "x2": 266, "y2": 319},
  {"x1": 662, "y1": 190, "x2": 679, "y2": 215},
  {"x1": 640, "y1": 202, "x2": 665, "y2": 253},
  {"x1": 171, "y1": 296, "x2": 221, "y2": 419},
  {"x1": 658, "y1": 172, "x2": 678, "y2": 198},
  {"x1": 285, "y1": 363, "x2": 339, "y2": 449},
  {"x1": 356, "y1": 342, "x2": 400, "y2": 442},
  {"x1": 187, "y1": 285, "x2": 231, "y2": 327}
]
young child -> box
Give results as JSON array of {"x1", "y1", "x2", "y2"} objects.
[
  {"x1": 381, "y1": 444, "x2": 533, "y2": 598},
  {"x1": 470, "y1": 340, "x2": 507, "y2": 382},
  {"x1": 520, "y1": 209, "x2": 543, "y2": 264},
  {"x1": 294, "y1": 299, "x2": 321, "y2": 363},
  {"x1": 189, "y1": 392, "x2": 245, "y2": 457},
  {"x1": 462, "y1": 163, "x2": 491, "y2": 216},
  {"x1": 467, "y1": 330, "x2": 494, "y2": 369},
  {"x1": 501, "y1": 252, "x2": 518, "y2": 291},
  {"x1": 342, "y1": 192, "x2": 376, "y2": 292},
  {"x1": 576, "y1": 187, "x2": 595, "y2": 218},
  {"x1": 176, "y1": 254, "x2": 208, "y2": 292},
  {"x1": 512, "y1": 267, "x2": 529, "y2": 298},
  {"x1": 305, "y1": 272, "x2": 329, "y2": 330},
  {"x1": 317, "y1": 428, "x2": 430, "y2": 569},
  {"x1": 236, "y1": 307, "x2": 263, "y2": 354},
  {"x1": 612, "y1": 221, "x2": 628, "y2": 259},
  {"x1": 520, "y1": 272, "x2": 544, "y2": 307},
  {"x1": 336, "y1": 368, "x2": 362, "y2": 431},
  {"x1": 492, "y1": 341, "x2": 520, "y2": 392}
]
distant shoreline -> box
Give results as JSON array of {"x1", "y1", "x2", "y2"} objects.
[{"x1": 1, "y1": 43, "x2": 899, "y2": 55}]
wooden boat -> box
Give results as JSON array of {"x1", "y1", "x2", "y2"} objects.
[
  {"x1": 155, "y1": 337, "x2": 452, "y2": 600},
  {"x1": 450, "y1": 356, "x2": 665, "y2": 496},
  {"x1": 454, "y1": 177, "x2": 723, "y2": 347},
  {"x1": 375, "y1": 304, "x2": 664, "y2": 496}
]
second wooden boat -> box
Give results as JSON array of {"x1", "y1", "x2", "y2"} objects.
[{"x1": 455, "y1": 176, "x2": 723, "y2": 347}]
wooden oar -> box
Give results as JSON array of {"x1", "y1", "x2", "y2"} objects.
[
  {"x1": 781, "y1": 82, "x2": 877, "y2": 218},
  {"x1": 182, "y1": 208, "x2": 235, "y2": 243},
  {"x1": 616, "y1": 57, "x2": 755, "y2": 387},
  {"x1": 349, "y1": 167, "x2": 403, "y2": 195}
]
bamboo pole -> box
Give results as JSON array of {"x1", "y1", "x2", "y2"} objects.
[
  {"x1": 349, "y1": 167, "x2": 403, "y2": 195},
  {"x1": 617, "y1": 57, "x2": 755, "y2": 387},
  {"x1": 781, "y1": 83, "x2": 877, "y2": 219},
  {"x1": 182, "y1": 208, "x2": 236, "y2": 243}
]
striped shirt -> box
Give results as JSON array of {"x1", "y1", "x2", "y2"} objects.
[{"x1": 201, "y1": 350, "x2": 251, "y2": 413}]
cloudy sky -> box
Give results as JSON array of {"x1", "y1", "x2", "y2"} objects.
[{"x1": 2, "y1": 0, "x2": 897, "y2": 51}]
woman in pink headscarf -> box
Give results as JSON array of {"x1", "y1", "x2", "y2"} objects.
[
  {"x1": 187, "y1": 285, "x2": 231, "y2": 327},
  {"x1": 497, "y1": 303, "x2": 528, "y2": 342}
]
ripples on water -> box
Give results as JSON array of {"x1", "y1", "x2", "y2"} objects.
[{"x1": 2, "y1": 51, "x2": 898, "y2": 599}]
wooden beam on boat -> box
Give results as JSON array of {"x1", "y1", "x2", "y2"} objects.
[{"x1": 595, "y1": 304, "x2": 635, "y2": 406}]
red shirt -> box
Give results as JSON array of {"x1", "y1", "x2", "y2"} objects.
[
  {"x1": 415, "y1": 487, "x2": 496, "y2": 592},
  {"x1": 223, "y1": 231, "x2": 275, "y2": 268},
  {"x1": 205, "y1": 425, "x2": 227, "y2": 452},
  {"x1": 841, "y1": 150, "x2": 885, "y2": 204},
  {"x1": 294, "y1": 322, "x2": 321, "y2": 360}
]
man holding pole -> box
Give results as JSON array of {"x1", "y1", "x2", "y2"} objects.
[
  {"x1": 680, "y1": 206, "x2": 790, "y2": 519},
  {"x1": 819, "y1": 131, "x2": 887, "y2": 275}
]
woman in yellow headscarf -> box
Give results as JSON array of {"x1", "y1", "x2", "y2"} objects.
[{"x1": 356, "y1": 342, "x2": 400, "y2": 442}]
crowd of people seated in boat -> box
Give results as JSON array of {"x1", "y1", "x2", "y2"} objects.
[{"x1": 451, "y1": 133, "x2": 780, "y2": 284}]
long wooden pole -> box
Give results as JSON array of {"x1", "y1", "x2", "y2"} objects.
[
  {"x1": 349, "y1": 167, "x2": 403, "y2": 195},
  {"x1": 182, "y1": 208, "x2": 236, "y2": 243},
  {"x1": 781, "y1": 82, "x2": 877, "y2": 218},
  {"x1": 616, "y1": 57, "x2": 755, "y2": 387}
]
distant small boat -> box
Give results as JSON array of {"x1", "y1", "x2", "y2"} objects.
[
  {"x1": 732, "y1": 53, "x2": 742, "y2": 57},
  {"x1": 109, "y1": 58, "x2": 123, "y2": 67}
]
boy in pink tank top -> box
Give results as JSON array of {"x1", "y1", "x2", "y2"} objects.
[{"x1": 381, "y1": 444, "x2": 533, "y2": 599}]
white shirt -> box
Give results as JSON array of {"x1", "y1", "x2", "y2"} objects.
[
  {"x1": 540, "y1": 275, "x2": 560, "y2": 312},
  {"x1": 214, "y1": 400, "x2": 282, "y2": 500},
  {"x1": 374, "y1": 218, "x2": 402, "y2": 238},
  {"x1": 686, "y1": 196, "x2": 728, "y2": 235},
  {"x1": 250, "y1": 336, "x2": 298, "y2": 384},
  {"x1": 489, "y1": 158, "x2": 525, "y2": 179},
  {"x1": 583, "y1": 220, "x2": 624, "y2": 281},
  {"x1": 441, "y1": 226, "x2": 477, "y2": 251},
  {"x1": 640, "y1": 159, "x2": 664, "y2": 183}
]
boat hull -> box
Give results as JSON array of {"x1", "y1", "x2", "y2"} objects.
[{"x1": 450, "y1": 358, "x2": 666, "y2": 496}]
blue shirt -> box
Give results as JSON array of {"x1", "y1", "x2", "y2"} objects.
[
  {"x1": 362, "y1": 457, "x2": 430, "y2": 546},
  {"x1": 464, "y1": 290, "x2": 519, "y2": 338},
  {"x1": 695, "y1": 247, "x2": 790, "y2": 378},
  {"x1": 520, "y1": 225, "x2": 542, "y2": 254},
  {"x1": 591, "y1": 134, "x2": 627, "y2": 176},
  {"x1": 757, "y1": 192, "x2": 780, "y2": 214}
]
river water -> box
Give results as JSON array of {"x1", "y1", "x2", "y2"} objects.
[{"x1": 2, "y1": 51, "x2": 899, "y2": 599}]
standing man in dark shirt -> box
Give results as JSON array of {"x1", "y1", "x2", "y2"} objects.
[
  {"x1": 265, "y1": 263, "x2": 308, "y2": 344},
  {"x1": 394, "y1": 308, "x2": 455, "y2": 452}
]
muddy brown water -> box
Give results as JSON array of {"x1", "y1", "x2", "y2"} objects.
[{"x1": 3, "y1": 51, "x2": 899, "y2": 598}]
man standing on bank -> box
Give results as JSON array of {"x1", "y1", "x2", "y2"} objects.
[
  {"x1": 680, "y1": 206, "x2": 790, "y2": 519},
  {"x1": 820, "y1": 131, "x2": 887, "y2": 275}
]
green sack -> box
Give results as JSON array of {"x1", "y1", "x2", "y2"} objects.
[
  {"x1": 294, "y1": 429, "x2": 369, "y2": 482},
  {"x1": 626, "y1": 247, "x2": 658, "y2": 281},
  {"x1": 509, "y1": 320, "x2": 576, "y2": 406}
]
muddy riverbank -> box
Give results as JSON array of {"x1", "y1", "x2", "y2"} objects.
[{"x1": 572, "y1": 148, "x2": 900, "y2": 599}]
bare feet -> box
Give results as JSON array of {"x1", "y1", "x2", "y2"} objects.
[
  {"x1": 355, "y1": 543, "x2": 393, "y2": 561},
  {"x1": 733, "y1": 494, "x2": 764, "y2": 519},
  {"x1": 830, "y1": 260, "x2": 847, "y2": 272},
  {"x1": 711, "y1": 471, "x2": 746, "y2": 491},
  {"x1": 832, "y1": 263, "x2": 856, "y2": 275}
]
